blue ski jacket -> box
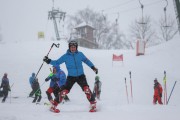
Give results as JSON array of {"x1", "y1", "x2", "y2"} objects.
[
  {"x1": 50, "y1": 50, "x2": 94, "y2": 77},
  {"x1": 29, "y1": 73, "x2": 35, "y2": 86},
  {"x1": 45, "y1": 69, "x2": 66, "y2": 88}
]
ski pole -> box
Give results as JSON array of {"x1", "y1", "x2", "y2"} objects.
[
  {"x1": 167, "y1": 81, "x2": 177, "y2": 104},
  {"x1": 31, "y1": 81, "x2": 46, "y2": 97},
  {"x1": 34, "y1": 43, "x2": 60, "y2": 81},
  {"x1": 10, "y1": 83, "x2": 14, "y2": 104},
  {"x1": 125, "y1": 78, "x2": 129, "y2": 104},
  {"x1": 129, "y1": 71, "x2": 133, "y2": 103}
]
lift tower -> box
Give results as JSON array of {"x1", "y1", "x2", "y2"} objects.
[{"x1": 48, "y1": 1, "x2": 66, "y2": 40}]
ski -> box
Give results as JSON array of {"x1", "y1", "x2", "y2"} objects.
[
  {"x1": 50, "y1": 107, "x2": 60, "y2": 113},
  {"x1": 12, "y1": 96, "x2": 19, "y2": 99},
  {"x1": 44, "y1": 102, "x2": 51, "y2": 106},
  {"x1": 89, "y1": 108, "x2": 97, "y2": 112},
  {"x1": 36, "y1": 102, "x2": 41, "y2": 105}
]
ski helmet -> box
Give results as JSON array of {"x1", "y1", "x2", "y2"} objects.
[
  {"x1": 4, "y1": 73, "x2": 7, "y2": 77},
  {"x1": 53, "y1": 65, "x2": 60, "y2": 72},
  {"x1": 95, "y1": 76, "x2": 100, "y2": 81},
  {"x1": 154, "y1": 78, "x2": 158, "y2": 83},
  {"x1": 68, "y1": 40, "x2": 78, "y2": 49},
  {"x1": 32, "y1": 73, "x2": 35, "y2": 77}
]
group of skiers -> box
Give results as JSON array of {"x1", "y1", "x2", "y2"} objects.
[
  {"x1": 25, "y1": 40, "x2": 100, "y2": 112},
  {"x1": 43, "y1": 40, "x2": 99, "y2": 112},
  {"x1": 0, "y1": 40, "x2": 164, "y2": 113}
]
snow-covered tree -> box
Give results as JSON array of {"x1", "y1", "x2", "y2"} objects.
[
  {"x1": 156, "y1": 15, "x2": 178, "y2": 42},
  {"x1": 67, "y1": 7, "x2": 129, "y2": 49},
  {"x1": 129, "y1": 16, "x2": 156, "y2": 48}
]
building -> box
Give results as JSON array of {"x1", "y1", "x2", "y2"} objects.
[{"x1": 71, "y1": 22, "x2": 98, "y2": 49}]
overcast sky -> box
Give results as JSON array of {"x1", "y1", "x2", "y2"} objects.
[{"x1": 0, "y1": 0, "x2": 176, "y2": 42}]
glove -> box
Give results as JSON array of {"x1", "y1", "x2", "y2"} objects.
[
  {"x1": 43, "y1": 56, "x2": 51, "y2": 64},
  {"x1": 91, "y1": 66, "x2": 98, "y2": 74},
  {"x1": 45, "y1": 78, "x2": 49, "y2": 82}
]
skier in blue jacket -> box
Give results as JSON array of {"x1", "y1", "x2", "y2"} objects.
[
  {"x1": 43, "y1": 40, "x2": 98, "y2": 112},
  {"x1": 45, "y1": 65, "x2": 69, "y2": 104},
  {"x1": 29, "y1": 72, "x2": 36, "y2": 97},
  {"x1": 29, "y1": 73, "x2": 35, "y2": 86}
]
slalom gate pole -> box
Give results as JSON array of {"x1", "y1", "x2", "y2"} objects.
[
  {"x1": 34, "y1": 43, "x2": 60, "y2": 81},
  {"x1": 10, "y1": 83, "x2": 14, "y2": 104},
  {"x1": 163, "y1": 71, "x2": 167, "y2": 105},
  {"x1": 129, "y1": 71, "x2": 133, "y2": 103},
  {"x1": 125, "y1": 78, "x2": 129, "y2": 104},
  {"x1": 167, "y1": 81, "x2": 177, "y2": 105}
]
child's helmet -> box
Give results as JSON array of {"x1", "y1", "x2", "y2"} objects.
[
  {"x1": 154, "y1": 78, "x2": 158, "y2": 83},
  {"x1": 53, "y1": 65, "x2": 60, "y2": 71},
  {"x1": 95, "y1": 76, "x2": 100, "y2": 81}
]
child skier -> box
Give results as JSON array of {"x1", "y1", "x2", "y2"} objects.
[
  {"x1": 31, "y1": 78, "x2": 42, "y2": 103},
  {"x1": 93, "y1": 76, "x2": 102, "y2": 100},
  {"x1": 29, "y1": 72, "x2": 36, "y2": 97},
  {"x1": 153, "y1": 78, "x2": 163, "y2": 105},
  {"x1": 45, "y1": 65, "x2": 69, "y2": 106}
]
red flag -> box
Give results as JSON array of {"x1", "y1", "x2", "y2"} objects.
[{"x1": 112, "y1": 54, "x2": 123, "y2": 61}]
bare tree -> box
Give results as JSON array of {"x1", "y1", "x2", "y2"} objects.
[
  {"x1": 129, "y1": 16, "x2": 156, "y2": 47},
  {"x1": 67, "y1": 7, "x2": 110, "y2": 45},
  {"x1": 156, "y1": 15, "x2": 178, "y2": 42},
  {"x1": 67, "y1": 7, "x2": 129, "y2": 49},
  {"x1": 103, "y1": 23, "x2": 130, "y2": 49}
]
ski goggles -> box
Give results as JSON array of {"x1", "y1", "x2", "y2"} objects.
[{"x1": 69, "y1": 42, "x2": 78, "y2": 47}]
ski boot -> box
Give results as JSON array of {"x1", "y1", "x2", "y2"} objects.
[
  {"x1": 49, "y1": 100, "x2": 60, "y2": 113},
  {"x1": 89, "y1": 101, "x2": 97, "y2": 112},
  {"x1": 50, "y1": 105, "x2": 60, "y2": 113}
]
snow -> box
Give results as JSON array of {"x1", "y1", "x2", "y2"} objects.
[{"x1": 0, "y1": 34, "x2": 180, "y2": 120}]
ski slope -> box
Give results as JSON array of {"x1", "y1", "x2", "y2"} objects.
[{"x1": 0, "y1": 36, "x2": 180, "y2": 120}]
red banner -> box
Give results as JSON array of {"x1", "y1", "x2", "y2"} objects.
[{"x1": 112, "y1": 54, "x2": 123, "y2": 61}]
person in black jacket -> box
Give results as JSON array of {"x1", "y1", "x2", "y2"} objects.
[
  {"x1": 93, "y1": 76, "x2": 102, "y2": 100},
  {"x1": 31, "y1": 78, "x2": 42, "y2": 103},
  {"x1": 0, "y1": 73, "x2": 11, "y2": 103}
]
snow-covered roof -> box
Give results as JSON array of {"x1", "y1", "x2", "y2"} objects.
[{"x1": 74, "y1": 22, "x2": 95, "y2": 30}]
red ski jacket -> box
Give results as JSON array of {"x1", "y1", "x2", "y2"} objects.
[{"x1": 154, "y1": 83, "x2": 163, "y2": 97}]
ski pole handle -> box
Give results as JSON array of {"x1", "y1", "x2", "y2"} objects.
[
  {"x1": 53, "y1": 43, "x2": 60, "y2": 48},
  {"x1": 129, "y1": 71, "x2": 131, "y2": 79},
  {"x1": 164, "y1": 71, "x2": 166, "y2": 76}
]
